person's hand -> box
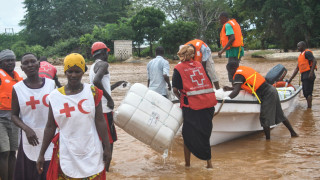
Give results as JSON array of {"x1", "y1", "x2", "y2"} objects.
[
  {"x1": 107, "y1": 99, "x2": 114, "y2": 110},
  {"x1": 36, "y1": 155, "x2": 45, "y2": 174},
  {"x1": 218, "y1": 51, "x2": 223, "y2": 58},
  {"x1": 25, "y1": 127, "x2": 39, "y2": 146},
  {"x1": 168, "y1": 85, "x2": 172, "y2": 91},
  {"x1": 308, "y1": 71, "x2": 314, "y2": 80},
  {"x1": 122, "y1": 81, "x2": 128, "y2": 88},
  {"x1": 223, "y1": 86, "x2": 233, "y2": 91},
  {"x1": 103, "y1": 146, "x2": 112, "y2": 172}
]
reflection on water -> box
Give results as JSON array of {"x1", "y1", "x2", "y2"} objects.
[{"x1": 55, "y1": 56, "x2": 320, "y2": 179}]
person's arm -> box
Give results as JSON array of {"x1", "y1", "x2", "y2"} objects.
[
  {"x1": 93, "y1": 62, "x2": 114, "y2": 109},
  {"x1": 94, "y1": 101, "x2": 112, "y2": 171},
  {"x1": 111, "y1": 81, "x2": 127, "y2": 91},
  {"x1": 228, "y1": 83, "x2": 242, "y2": 99},
  {"x1": 213, "y1": 81, "x2": 220, "y2": 90},
  {"x1": 218, "y1": 34, "x2": 235, "y2": 57},
  {"x1": 309, "y1": 58, "x2": 317, "y2": 79},
  {"x1": 36, "y1": 104, "x2": 57, "y2": 174},
  {"x1": 53, "y1": 74, "x2": 62, "y2": 88},
  {"x1": 163, "y1": 60, "x2": 171, "y2": 90},
  {"x1": 287, "y1": 65, "x2": 299, "y2": 84},
  {"x1": 173, "y1": 87, "x2": 180, "y2": 99},
  {"x1": 11, "y1": 88, "x2": 39, "y2": 146}
]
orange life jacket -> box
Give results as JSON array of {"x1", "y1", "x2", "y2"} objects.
[
  {"x1": 185, "y1": 39, "x2": 208, "y2": 62},
  {"x1": 233, "y1": 66, "x2": 265, "y2": 103},
  {"x1": 0, "y1": 69, "x2": 23, "y2": 110},
  {"x1": 39, "y1": 61, "x2": 57, "y2": 79},
  {"x1": 298, "y1": 49, "x2": 317, "y2": 73},
  {"x1": 220, "y1": 19, "x2": 243, "y2": 50},
  {"x1": 174, "y1": 61, "x2": 217, "y2": 110}
]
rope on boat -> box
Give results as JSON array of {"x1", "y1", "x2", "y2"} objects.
[{"x1": 214, "y1": 99, "x2": 225, "y2": 117}]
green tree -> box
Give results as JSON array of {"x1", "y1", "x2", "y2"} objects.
[
  {"x1": 161, "y1": 21, "x2": 198, "y2": 54},
  {"x1": 20, "y1": 0, "x2": 131, "y2": 47},
  {"x1": 234, "y1": 0, "x2": 320, "y2": 50},
  {"x1": 130, "y1": 7, "x2": 166, "y2": 56}
]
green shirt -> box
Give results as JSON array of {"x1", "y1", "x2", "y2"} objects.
[{"x1": 225, "y1": 23, "x2": 244, "y2": 58}]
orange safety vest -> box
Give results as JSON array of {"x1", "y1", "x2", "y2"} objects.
[
  {"x1": 39, "y1": 61, "x2": 57, "y2": 79},
  {"x1": 220, "y1": 19, "x2": 243, "y2": 50},
  {"x1": 233, "y1": 66, "x2": 265, "y2": 103},
  {"x1": 174, "y1": 61, "x2": 217, "y2": 110},
  {"x1": 185, "y1": 39, "x2": 208, "y2": 62},
  {"x1": 0, "y1": 69, "x2": 23, "y2": 110},
  {"x1": 298, "y1": 49, "x2": 317, "y2": 73}
]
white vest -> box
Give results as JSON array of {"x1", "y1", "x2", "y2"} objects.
[
  {"x1": 89, "y1": 59, "x2": 112, "y2": 113},
  {"x1": 14, "y1": 78, "x2": 55, "y2": 161},
  {"x1": 48, "y1": 83, "x2": 104, "y2": 178}
]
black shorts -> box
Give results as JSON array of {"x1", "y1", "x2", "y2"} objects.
[{"x1": 302, "y1": 78, "x2": 315, "y2": 98}]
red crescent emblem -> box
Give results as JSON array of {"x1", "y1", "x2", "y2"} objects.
[
  {"x1": 42, "y1": 94, "x2": 49, "y2": 107},
  {"x1": 78, "y1": 99, "x2": 90, "y2": 114}
]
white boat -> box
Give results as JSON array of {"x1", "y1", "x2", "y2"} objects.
[{"x1": 210, "y1": 85, "x2": 302, "y2": 145}]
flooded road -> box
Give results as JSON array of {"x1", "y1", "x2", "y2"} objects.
[{"x1": 53, "y1": 54, "x2": 320, "y2": 179}]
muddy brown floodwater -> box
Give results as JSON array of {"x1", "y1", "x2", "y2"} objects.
[{"x1": 54, "y1": 54, "x2": 320, "y2": 179}]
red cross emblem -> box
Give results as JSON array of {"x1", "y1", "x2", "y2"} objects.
[
  {"x1": 60, "y1": 103, "x2": 75, "y2": 118},
  {"x1": 26, "y1": 96, "x2": 40, "y2": 109},
  {"x1": 190, "y1": 69, "x2": 205, "y2": 86}
]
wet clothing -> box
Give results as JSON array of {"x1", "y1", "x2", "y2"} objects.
[
  {"x1": 147, "y1": 56, "x2": 170, "y2": 96},
  {"x1": 234, "y1": 75, "x2": 287, "y2": 127}
]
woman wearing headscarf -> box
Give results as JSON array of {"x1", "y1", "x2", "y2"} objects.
[
  {"x1": 36, "y1": 53, "x2": 112, "y2": 179},
  {"x1": 11, "y1": 53, "x2": 56, "y2": 180},
  {"x1": 172, "y1": 45, "x2": 217, "y2": 168}
]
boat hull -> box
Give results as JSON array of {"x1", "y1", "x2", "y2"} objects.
[{"x1": 210, "y1": 86, "x2": 302, "y2": 145}]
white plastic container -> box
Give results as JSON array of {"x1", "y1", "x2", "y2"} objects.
[{"x1": 114, "y1": 83, "x2": 183, "y2": 153}]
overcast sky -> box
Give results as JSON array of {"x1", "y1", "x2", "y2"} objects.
[{"x1": 0, "y1": 0, "x2": 25, "y2": 34}]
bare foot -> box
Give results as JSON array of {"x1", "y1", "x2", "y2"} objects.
[
  {"x1": 206, "y1": 160, "x2": 213, "y2": 168},
  {"x1": 291, "y1": 133, "x2": 299, "y2": 137}
]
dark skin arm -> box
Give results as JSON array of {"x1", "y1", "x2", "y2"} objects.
[
  {"x1": 163, "y1": 74, "x2": 171, "y2": 90},
  {"x1": 111, "y1": 81, "x2": 127, "y2": 91},
  {"x1": 223, "y1": 83, "x2": 242, "y2": 99},
  {"x1": 94, "y1": 101, "x2": 112, "y2": 171},
  {"x1": 218, "y1": 34, "x2": 235, "y2": 58},
  {"x1": 287, "y1": 65, "x2": 299, "y2": 84},
  {"x1": 93, "y1": 61, "x2": 114, "y2": 109},
  {"x1": 11, "y1": 88, "x2": 39, "y2": 146},
  {"x1": 37, "y1": 104, "x2": 57, "y2": 174},
  {"x1": 53, "y1": 74, "x2": 62, "y2": 88},
  {"x1": 173, "y1": 87, "x2": 180, "y2": 99},
  {"x1": 308, "y1": 57, "x2": 317, "y2": 79}
]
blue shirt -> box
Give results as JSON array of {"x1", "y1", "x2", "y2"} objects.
[{"x1": 147, "y1": 56, "x2": 170, "y2": 95}]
